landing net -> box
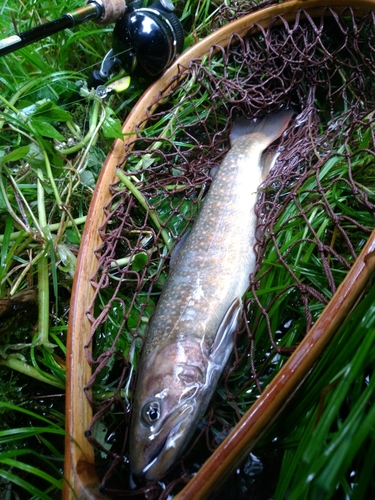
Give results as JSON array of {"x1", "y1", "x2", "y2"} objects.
[{"x1": 82, "y1": 3, "x2": 375, "y2": 497}]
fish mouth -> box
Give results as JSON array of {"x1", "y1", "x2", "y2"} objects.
[{"x1": 141, "y1": 404, "x2": 194, "y2": 480}]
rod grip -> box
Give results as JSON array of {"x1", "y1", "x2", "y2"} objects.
[{"x1": 88, "y1": 0, "x2": 127, "y2": 24}]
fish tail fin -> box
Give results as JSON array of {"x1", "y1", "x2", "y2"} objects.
[
  {"x1": 230, "y1": 109, "x2": 293, "y2": 149},
  {"x1": 230, "y1": 109, "x2": 293, "y2": 180}
]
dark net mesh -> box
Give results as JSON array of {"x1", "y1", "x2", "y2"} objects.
[{"x1": 82, "y1": 4, "x2": 375, "y2": 498}]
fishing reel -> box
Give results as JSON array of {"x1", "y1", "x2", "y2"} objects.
[
  {"x1": 91, "y1": 0, "x2": 185, "y2": 85},
  {"x1": 0, "y1": 0, "x2": 184, "y2": 85}
]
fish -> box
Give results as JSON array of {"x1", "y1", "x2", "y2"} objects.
[{"x1": 128, "y1": 110, "x2": 293, "y2": 480}]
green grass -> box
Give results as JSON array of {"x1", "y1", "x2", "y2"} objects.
[
  {"x1": 2, "y1": 0, "x2": 375, "y2": 498},
  {"x1": 271, "y1": 284, "x2": 375, "y2": 500}
]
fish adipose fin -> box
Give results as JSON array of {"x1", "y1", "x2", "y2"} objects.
[
  {"x1": 209, "y1": 297, "x2": 242, "y2": 362},
  {"x1": 230, "y1": 109, "x2": 293, "y2": 151}
]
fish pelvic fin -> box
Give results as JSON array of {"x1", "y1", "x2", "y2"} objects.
[{"x1": 230, "y1": 109, "x2": 293, "y2": 151}]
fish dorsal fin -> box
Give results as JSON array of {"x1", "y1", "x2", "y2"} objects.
[{"x1": 209, "y1": 298, "x2": 243, "y2": 362}]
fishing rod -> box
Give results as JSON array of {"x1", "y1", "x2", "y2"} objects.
[
  {"x1": 0, "y1": 0, "x2": 184, "y2": 85},
  {"x1": 0, "y1": 0, "x2": 126, "y2": 56}
]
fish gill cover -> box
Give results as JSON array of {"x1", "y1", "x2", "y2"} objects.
[{"x1": 82, "y1": 2, "x2": 375, "y2": 498}]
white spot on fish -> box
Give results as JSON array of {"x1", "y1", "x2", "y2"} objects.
[
  {"x1": 176, "y1": 343, "x2": 187, "y2": 362},
  {"x1": 180, "y1": 307, "x2": 196, "y2": 321},
  {"x1": 155, "y1": 388, "x2": 169, "y2": 399},
  {"x1": 192, "y1": 278, "x2": 205, "y2": 301}
]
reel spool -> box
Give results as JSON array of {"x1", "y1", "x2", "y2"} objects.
[{"x1": 113, "y1": 0, "x2": 184, "y2": 76}]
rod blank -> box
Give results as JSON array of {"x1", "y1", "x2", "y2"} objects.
[{"x1": 0, "y1": 0, "x2": 127, "y2": 57}]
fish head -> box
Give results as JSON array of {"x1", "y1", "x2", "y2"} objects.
[{"x1": 129, "y1": 339, "x2": 211, "y2": 480}]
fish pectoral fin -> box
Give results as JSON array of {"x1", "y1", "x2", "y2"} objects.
[{"x1": 209, "y1": 297, "x2": 243, "y2": 361}]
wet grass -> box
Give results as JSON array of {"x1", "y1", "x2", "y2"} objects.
[
  {"x1": 0, "y1": 0, "x2": 155, "y2": 496},
  {"x1": 2, "y1": 0, "x2": 375, "y2": 498}
]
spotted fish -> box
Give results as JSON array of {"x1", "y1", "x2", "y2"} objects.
[{"x1": 129, "y1": 110, "x2": 293, "y2": 480}]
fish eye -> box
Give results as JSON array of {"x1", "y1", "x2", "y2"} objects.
[{"x1": 141, "y1": 401, "x2": 161, "y2": 425}]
